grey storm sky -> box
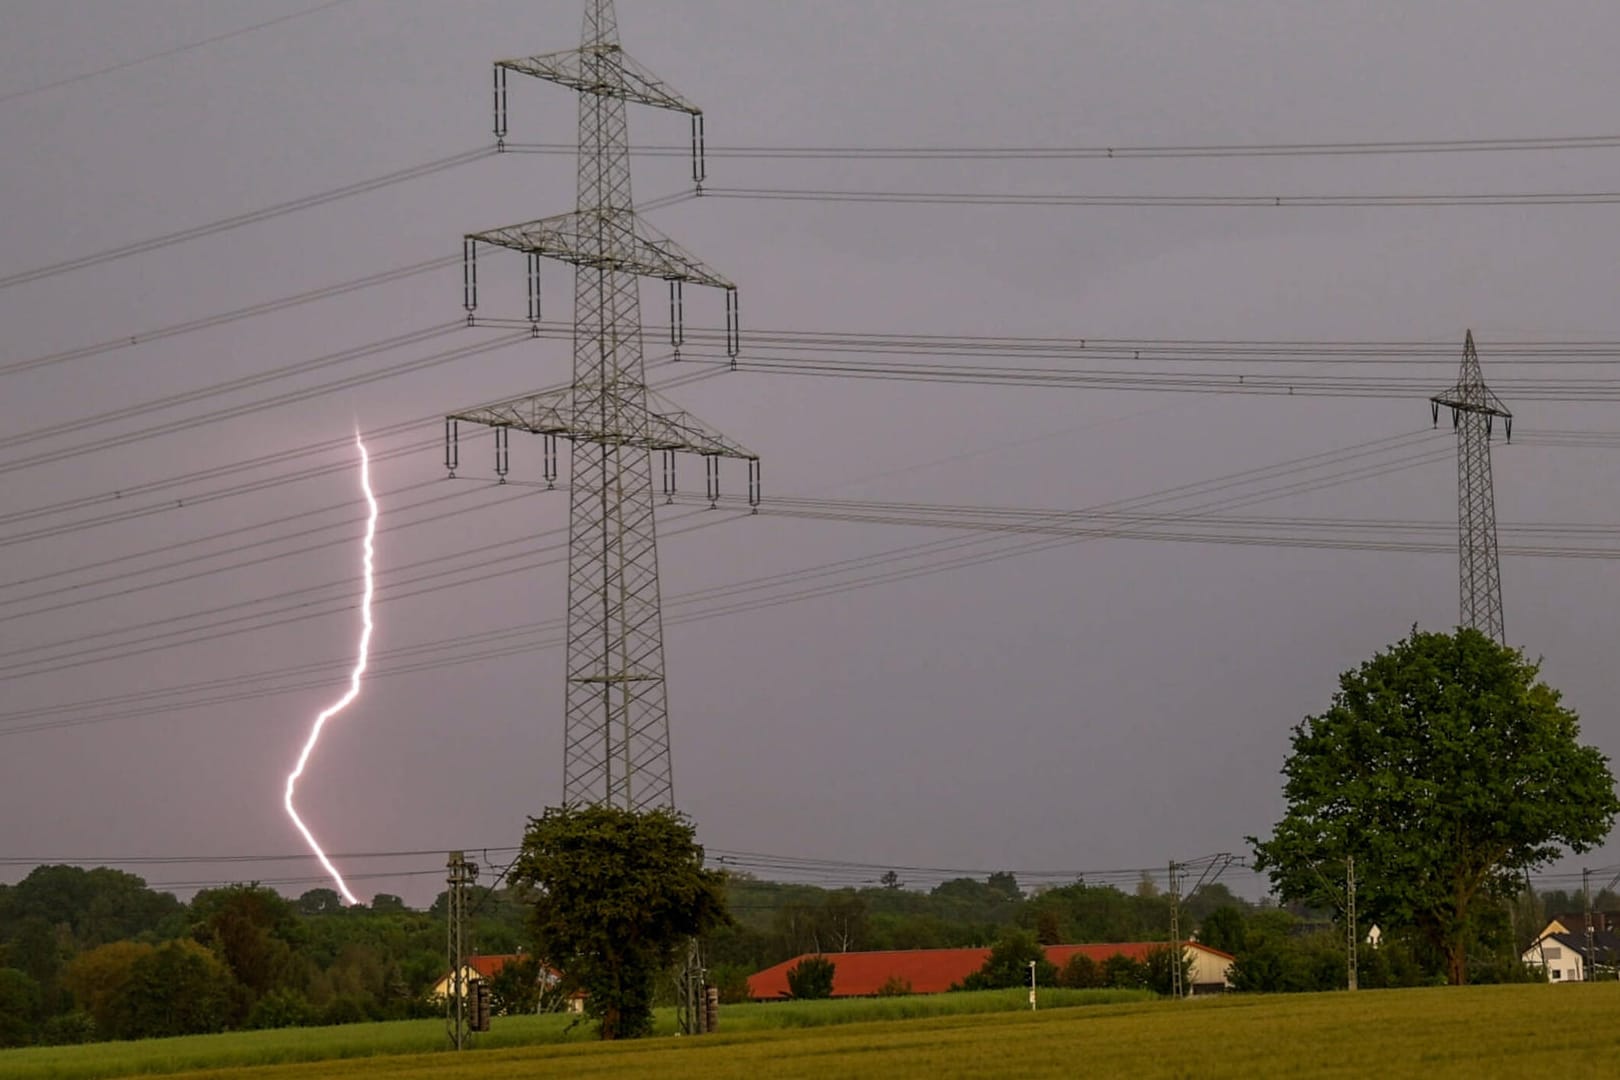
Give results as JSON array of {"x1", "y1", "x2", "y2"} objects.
[{"x1": 5, "y1": 0, "x2": 1620, "y2": 905}]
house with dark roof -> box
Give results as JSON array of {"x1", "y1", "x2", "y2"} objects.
[
  {"x1": 747, "y1": 942, "x2": 1235, "y2": 1000},
  {"x1": 1523, "y1": 925, "x2": 1620, "y2": 983}
]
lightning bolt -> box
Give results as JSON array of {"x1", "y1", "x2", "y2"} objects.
[{"x1": 283, "y1": 433, "x2": 377, "y2": 905}]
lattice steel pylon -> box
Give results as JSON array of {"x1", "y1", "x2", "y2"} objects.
[
  {"x1": 448, "y1": 0, "x2": 757, "y2": 810},
  {"x1": 1429, "y1": 330, "x2": 1511, "y2": 643}
]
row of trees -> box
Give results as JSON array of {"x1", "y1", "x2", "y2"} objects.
[{"x1": 0, "y1": 865, "x2": 529, "y2": 1047}]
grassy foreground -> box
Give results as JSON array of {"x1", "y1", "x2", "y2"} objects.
[
  {"x1": 53, "y1": 982, "x2": 1620, "y2": 1080},
  {"x1": 0, "y1": 989, "x2": 1143, "y2": 1080}
]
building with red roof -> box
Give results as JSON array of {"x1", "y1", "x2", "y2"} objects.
[{"x1": 747, "y1": 942, "x2": 1234, "y2": 1000}]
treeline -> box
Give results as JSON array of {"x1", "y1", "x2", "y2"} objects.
[
  {"x1": 0, "y1": 865, "x2": 527, "y2": 1048},
  {"x1": 703, "y1": 871, "x2": 1564, "y2": 1001},
  {"x1": 0, "y1": 863, "x2": 1582, "y2": 1047}
]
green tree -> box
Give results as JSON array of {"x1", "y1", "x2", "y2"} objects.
[
  {"x1": 0, "y1": 866, "x2": 181, "y2": 950},
  {"x1": 61, "y1": 941, "x2": 155, "y2": 1034},
  {"x1": 105, "y1": 940, "x2": 243, "y2": 1039},
  {"x1": 784, "y1": 954, "x2": 835, "y2": 999},
  {"x1": 958, "y1": 929, "x2": 1056, "y2": 990},
  {"x1": 0, "y1": 968, "x2": 42, "y2": 1047},
  {"x1": 1252, "y1": 628, "x2": 1619, "y2": 985},
  {"x1": 1144, "y1": 944, "x2": 1193, "y2": 996},
  {"x1": 190, "y1": 885, "x2": 303, "y2": 1001},
  {"x1": 488, "y1": 953, "x2": 546, "y2": 1015},
  {"x1": 986, "y1": 872, "x2": 1023, "y2": 902},
  {"x1": 509, "y1": 805, "x2": 729, "y2": 1040},
  {"x1": 1198, "y1": 906, "x2": 1247, "y2": 955},
  {"x1": 817, "y1": 891, "x2": 869, "y2": 952},
  {"x1": 295, "y1": 889, "x2": 346, "y2": 917}
]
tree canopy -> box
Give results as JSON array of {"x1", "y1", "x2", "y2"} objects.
[
  {"x1": 509, "y1": 804, "x2": 729, "y2": 1040},
  {"x1": 1251, "y1": 627, "x2": 1619, "y2": 984}
]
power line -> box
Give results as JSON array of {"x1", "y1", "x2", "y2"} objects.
[
  {"x1": 0, "y1": 0, "x2": 356, "y2": 106},
  {"x1": 0, "y1": 192, "x2": 697, "y2": 383},
  {"x1": 0, "y1": 146, "x2": 494, "y2": 290},
  {"x1": 0, "y1": 254, "x2": 462, "y2": 380},
  {"x1": 505, "y1": 132, "x2": 1620, "y2": 162},
  {"x1": 702, "y1": 186, "x2": 1620, "y2": 210},
  {"x1": 717, "y1": 352, "x2": 1620, "y2": 402},
  {"x1": 15, "y1": 423, "x2": 1620, "y2": 734},
  {"x1": 0, "y1": 431, "x2": 1451, "y2": 729},
  {"x1": 0, "y1": 330, "x2": 527, "y2": 480},
  {"x1": 0, "y1": 483, "x2": 498, "y2": 619},
  {"x1": 0, "y1": 322, "x2": 465, "y2": 457},
  {"x1": 0, "y1": 358, "x2": 719, "y2": 548}
]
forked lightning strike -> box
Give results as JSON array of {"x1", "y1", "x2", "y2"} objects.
[{"x1": 283, "y1": 434, "x2": 377, "y2": 905}]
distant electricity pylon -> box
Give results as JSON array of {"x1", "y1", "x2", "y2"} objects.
[
  {"x1": 1429, "y1": 330, "x2": 1511, "y2": 643},
  {"x1": 446, "y1": 0, "x2": 757, "y2": 810}
]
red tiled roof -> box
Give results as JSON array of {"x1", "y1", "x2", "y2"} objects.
[
  {"x1": 467, "y1": 954, "x2": 517, "y2": 979},
  {"x1": 747, "y1": 942, "x2": 1235, "y2": 999}
]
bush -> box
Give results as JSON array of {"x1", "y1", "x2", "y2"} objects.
[
  {"x1": 1055, "y1": 954, "x2": 1103, "y2": 990},
  {"x1": 958, "y1": 930, "x2": 1056, "y2": 991},
  {"x1": 319, "y1": 995, "x2": 373, "y2": 1027},
  {"x1": 247, "y1": 988, "x2": 319, "y2": 1029},
  {"x1": 1145, "y1": 945, "x2": 1193, "y2": 997},
  {"x1": 876, "y1": 975, "x2": 913, "y2": 996},
  {"x1": 38, "y1": 1011, "x2": 97, "y2": 1046},
  {"x1": 710, "y1": 963, "x2": 755, "y2": 1004},
  {"x1": 785, "y1": 955, "x2": 835, "y2": 1000},
  {"x1": 1101, "y1": 953, "x2": 1148, "y2": 990}
]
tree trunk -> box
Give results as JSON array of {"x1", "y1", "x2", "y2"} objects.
[{"x1": 1445, "y1": 937, "x2": 1468, "y2": 985}]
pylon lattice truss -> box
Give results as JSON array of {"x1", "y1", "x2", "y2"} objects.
[
  {"x1": 1429, "y1": 330, "x2": 1510, "y2": 643},
  {"x1": 448, "y1": 0, "x2": 757, "y2": 811}
]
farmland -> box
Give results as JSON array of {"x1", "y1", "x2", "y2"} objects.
[
  {"x1": 0, "y1": 988, "x2": 1143, "y2": 1080},
  {"x1": 9, "y1": 984, "x2": 1620, "y2": 1080}
]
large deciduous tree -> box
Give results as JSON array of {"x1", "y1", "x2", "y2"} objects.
[
  {"x1": 509, "y1": 805, "x2": 728, "y2": 1040},
  {"x1": 1252, "y1": 628, "x2": 1619, "y2": 984}
]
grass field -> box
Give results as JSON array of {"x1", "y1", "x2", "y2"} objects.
[
  {"x1": 13, "y1": 984, "x2": 1620, "y2": 1079},
  {"x1": 0, "y1": 989, "x2": 1145, "y2": 1080},
  {"x1": 146, "y1": 982, "x2": 1620, "y2": 1080}
]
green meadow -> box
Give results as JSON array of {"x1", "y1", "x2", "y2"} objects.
[{"x1": 0, "y1": 988, "x2": 1144, "y2": 1080}]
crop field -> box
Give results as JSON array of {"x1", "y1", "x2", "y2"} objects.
[
  {"x1": 0, "y1": 989, "x2": 1144, "y2": 1080},
  {"x1": 11, "y1": 984, "x2": 1620, "y2": 1080}
]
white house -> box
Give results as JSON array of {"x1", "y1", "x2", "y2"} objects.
[{"x1": 1522, "y1": 923, "x2": 1620, "y2": 983}]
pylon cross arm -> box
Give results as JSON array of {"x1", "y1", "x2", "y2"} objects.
[
  {"x1": 468, "y1": 212, "x2": 734, "y2": 290},
  {"x1": 497, "y1": 47, "x2": 700, "y2": 115},
  {"x1": 449, "y1": 388, "x2": 756, "y2": 460},
  {"x1": 1428, "y1": 393, "x2": 1512, "y2": 420}
]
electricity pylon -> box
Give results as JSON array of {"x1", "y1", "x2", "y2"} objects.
[
  {"x1": 1429, "y1": 330, "x2": 1511, "y2": 643},
  {"x1": 448, "y1": 0, "x2": 757, "y2": 810}
]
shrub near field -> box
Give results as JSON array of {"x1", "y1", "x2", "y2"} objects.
[
  {"x1": 0, "y1": 990, "x2": 1143, "y2": 1080},
  {"x1": 102, "y1": 983, "x2": 1620, "y2": 1080}
]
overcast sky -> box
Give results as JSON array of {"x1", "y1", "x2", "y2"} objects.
[{"x1": 6, "y1": 0, "x2": 1620, "y2": 906}]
